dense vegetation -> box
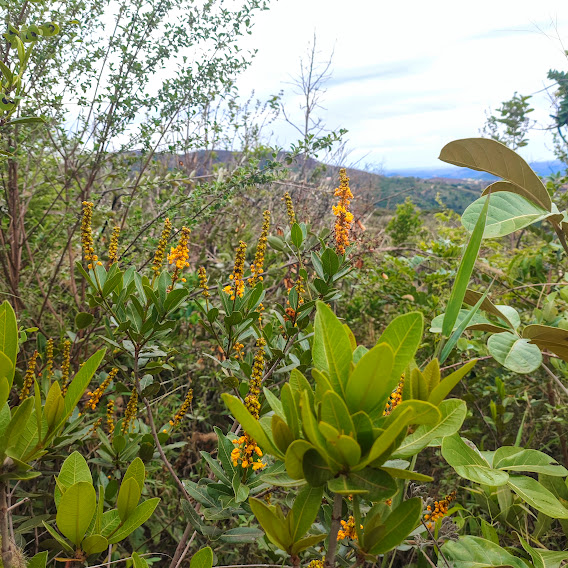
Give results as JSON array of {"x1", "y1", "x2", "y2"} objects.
[{"x1": 2, "y1": 2, "x2": 568, "y2": 568}]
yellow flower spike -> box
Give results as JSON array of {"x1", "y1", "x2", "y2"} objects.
[
  {"x1": 20, "y1": 350, "x2": 39, "y2": 400},
  {"x1": 383, "y1": 375, "x2": 404, "y2": 416},
  {"x1": 168, "y1": 226, "x2": 191, "y2": 289},
  {"x1": 337, "y1": 516, "x2": 361, "y2": 541},
  {"x1": 81, "y1": 201, "x2": 99, "y2": 269},
  {"x1": 307, "y1": 560, "x2": 324, "y2": 568},
  {"x1": 282, "y1": 192, "x2": 296, "y2": 227},
  {"x1": 198, "y1": 266, "x2": 210, "y2": 298},
  {"x1": 45, "y1": 338, "x2": 54, "y2": 380},
  {"x1": 61, "y1": 340, "x2": 71, "y2": 395},
  {"x1": 89, "y1": 417, "x2": 103, "y2": 436},
  {"x1": 224, "y1": 240, "x2": 247, "y2": 300},
  {"x1": 424, "y1": 491, "x2": 457, "y2": 529},
  {"x1": 86, "y1": 368, "x2": 118, "y2": 411},
  {"x1": 245, "y1": 337, "x2": 266, "y2": 420},
  {"x1": 121, "y1": 387, "x2": 138, "y2": 434},
  {"x1": 249, "y1": 210, "x2": 271, "y2": 286},
  {"x1": 152, "y1": 218, "x2": 173, "y2": 274},
  {"x1": 170, "y1": 388, "x2": 193, "y2": 428},
  {"x1": 106, "y1": 400, "x2": 115, "y2": 435},
  {"x1": 332, "y1": 168, "x2": 354, "y2": 255},
  {"x1": 108, "y1": 225, "x2": 120, "y2": 265}
]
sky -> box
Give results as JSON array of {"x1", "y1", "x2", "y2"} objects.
[{"x1": 235, "y1": 0, "x2": 568, "y2": 170}]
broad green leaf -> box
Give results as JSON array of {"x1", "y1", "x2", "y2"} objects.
[
  {"x1": 464, "y1": 289, "x2": 519, "y2": 329},
  {"x1": 60, "y1": 349, "x2": 105, "y2": 427},
  {"x1": 288, "y1": 484, "x2": 324, "y2": 541},
  {"x1": 75, "y1": 312, "x2": 94, "y2": 330},
  {"x1": 82, "y1": 534, "x2": 108, "y2": 556},
  {"x1": 219, "y1": 527, "x2": 264, "y2": 543},
  {"x1": 281, "y1": 383, "x2": 301, "y2": 439},
  {"x1": 7, "y1": 116, "x2": 45, "y2": 126},
  {"x1": 518, "y1": 533, "x2": 568, "y2": 568},
  {"x1": 379, "y1": 467, "x2": 433, "y2": 482},
  {"x1": 190, "y1": 547, "x2": 214, "y2": 568},
  {"x1": 263, "y1": 387, "x2": 285, "y2": 420},
  {"x1": 487, "y1": 332, "x2": 542, "y2": 373},
  {"x1": 522, "y1": 324, "x2": 568, "y2": 362},
  {"x1": 0, "y1": 301, "x2": 18, "y2": 386},
  {"x1": 117, "y1": 477, "x2": 141, "y2": 521},
  {"x1": 44, "y1": 381, "x2": 64, "y2": 430},
  {"x1": 494, "y1": 447, "x2": 568, "y2": 477},
  {"x1": 271, "y1": 415, "x2": 295, "y2": 454},
  {"x1": 428, "y1": 360, "x2": 477, "y2": 406},
  {"x1": 367, "y1": 497, "x2": 422, "y2": 554},
  {"x1": 462, "y1": 193, "x2": 549, "y2": 238},
  {"x1": 347, "y1": 468, "x2": 397, "y2": 501},
  {"x1": 439, "y1": 138, "x2": 552, "y2": 211},
  {"x1": 507, "y1": 475, "x2": 568, "y2": 519},
  {"x1": 2, "y1": 397, "x2": 34, "y2": 456},
  {"x1": 422, "y1": 358, "x2": 440, "y2": 394},
  {"x1": 303, "y1": 449, "x2": 334, "y2": 486},
  {"x1": 56, "y1": 482, "x2": 96, "y2": 546},
  {"x1": 442, "y1": 535, "x2": 527, "y2": 568},
  {"x1": 42, "y1": 520, "x2": 74, "y2": 553},
  {"x1": 249, "y1": 497, "x2": 290, "y2": 551},
  {"x1": 394, "y1": 399, "x2": 467, "y2": 458},
  {"x1": 27, "y1": 551, "x2": 49, "y2": 568},
  {"x1": 321, "y1": 391, "x2": 355, "y2": 436},
  {"x1": 442, "y1": 434, "x2": 509, "y2": 486},
  {"x1": 285, "y1": 440, "x2": 315, "y2": 479},
  {"x1": 290, "y1": 533, "x2": 327, "y2": 555},
  {"x1": 430, "y1": 310, "x2": 506, "y2": 334},
  {"x1": 123, "y1": 457, "x2": 145, "y2": 490},
  {"x1": 221, "y1": 394, "x2": 280, "y2": 457},
  {"x1": 442, "y1": 193, "x2": 489, "y2": 337},
  {"x1": 55, "y1": 451, "x2": 92, "y2": 506},
  {"x1": 377, "y1": 312, "x2": 423, "y2": 382},
  {"x1": 312, "y1": 301, "x2": 352, "y2": 397},
  {"x1": 345, "y1": 343, "x2": 395, "y2": 414},
  {"x1": 107, "y1": 498, "x2": 160, "y2": 543}
]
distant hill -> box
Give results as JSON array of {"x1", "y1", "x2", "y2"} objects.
[{"x1": 385, "y1": 160, "x2": 565, "y2": 181}]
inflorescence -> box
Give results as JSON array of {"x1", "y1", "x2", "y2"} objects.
[
  {"x1": 337, "y1": 516, "x2": 362, "y2": 541},
  {"x1": 81, "y1": 201, "x2": 101, "y2": 269},
  {"x1": 424, "y1": 491, "x2": 457, "y2": 530},
  {"x1": 20, "y1": 350, "x2": 38, "y2": 400},
  {"x1": 86, "y1": 368, "x2": 118, "y2": 411},
  {"x1": 249, "y1": 210, "x2": 270, "y2": 286},
  {"x1": 224, "y1": 240, "x2": 247, "y2": 300},
  {"x1": 332, "y1": 168, "x2": 354, "y2": 255},
  {"x1": 170, "y1": 388, "x2": 193, "y2": 428},
  {"x1": 152, "y1": 218, "x2": 173, "y2": 274},
  {"x1": 198, "y1": 266, "x2": 210, "y2": 299},
  {"x1": 282, "y1": 192, "x2": 296, "y2": 226},
  {"x1": 61, "y1": 340, "x2": 71, "y2": 395},
  {"x1": 121, "y1": 387, "x2": 138, "y2": 434},
  {"x1": 383, "y1": 375, "x2": 404, "y2": 416},
  {"x1": 108, "y1": 226, "x2": 120, "y2": 264},
  {"x1": 168, "y1": 226, "x2": 191, "y2": 286}
]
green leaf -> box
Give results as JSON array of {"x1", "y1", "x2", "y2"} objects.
[
  {"x1": 442, "y1": 434, "x2": 509, "y2": 486},
  {"x1": 82, "y1": 534, "x2": 108, "y2": 556},
  {"x1": 312, "y1": 301, "x2": 352, "y2": 397},
  {"x1": 347, "y1": 468, "x2": 397, "y2": 501},
  {"x1": 442, "y1": 193, "x2": 489, "y2": 337},
  {"x1": 56, "y1": 451, "x2": 92, "y2": 498},
  {"x1": 0, "y1": 354, "x2": 12, "y2": 387},
  {"x1": 439, "y1": 138, "x2": 552, "y2": 211},
  {"x1": 56, "y1": 482, "x2": 96, "y2": 546},
  {"x1": 249, "y1": 497, "x2": 290, "y2": 551},
  {"x1": 44, "y1": 381, "x2": 64, "y2": 430},
  {"x1": 367, "y1": 497, "x2": 422, "y2": 554},
  {"x1": 290, "y1": 533, "x2": 327, "y2": 555},
  {"x1": 487, "y1": 332, "x2": 542, "y2": 374},
  {"x1": 285, "y1": 440, "x2": 315, "y2": 479},
  {"x1": 288, "y1": 484, "x2": 323, "y2": 542},
  {"x1": 190, "y1": 547, "x2": 214, "y2": 568},
  {"x1": 75, "y1": 312, "x2": 94, "y2": 330},
  {"x1": 219, "y1": 527, "x2": 264, "y2": 543},
  {"x1": 518, "y1": 533, "x2": 568, "y2": 568},
  {"x1": 0, "y1": 301, "x2": 18, "y2": 386},
  {"x1": 376, "y1": 312, "x2": 423, "y2": 382},
  {"x1": 60, "y1": 349, "x2": 105, "y2": 427},
  {"x1": 27, "y1": 551, "x2": 48, "y2": 568},
  {"x1": 107, "y1": 498, "x2": 160, "y2": 543},
  {"x1": 291, "y1": 223, "x2": 303, "y2": 248},
  {"x1": 321, "y1": 391, "x2": 355, "y2": 436},
  {"x1": 442, "y1": 535, "x2": 527, "y2": 568},
  {"x1": 428, "y1": 360, "x2": 477, "y2": 406},
  {"x1": 394, "y1": 399, "x2": 467, "y2": 458},
  {"x1": 221, "y1": 394, "x2": 280, "y2": 457},
  {"x1": 42, "y1": 521, "x2": 74, "y2": 553},
  {"x1": 345, "y1": 343, "x2": 394, "y2": 414},
  {"x1": 1, "y1": 397, "x2": 34, "y2": 455},
  {"x1": 303, "y1": 449, "x2": 335, "y2": 486},
  {"x1": 462, "y1": 192, "x2": 548, "y2": 238},
  {"x1": 494, "y1": 447, "x2": 568, "y2": 477},
  {"x1": 6, "y1": 116, "x2": 45, "y2": 126},
  {"x1": 117, "y1": 477, "x2": 141, "y2": 521},
  {"x1": 132, "y1": 552, "x2": 149, "y2": 568},
  {"x1": 507, "y1": 475, "x2": 568, "y2": 518},
  {"x1": 123, "y1": 457, "x2": 146, "y2": 490}
]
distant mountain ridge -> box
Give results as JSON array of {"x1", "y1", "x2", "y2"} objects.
[{"x1": 384, "y1": 160, "x2": 565, "y2": 181}]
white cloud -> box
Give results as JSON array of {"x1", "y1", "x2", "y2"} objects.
[{"x1": 235, "y1": 0, "x2": 568, "y2": 168}]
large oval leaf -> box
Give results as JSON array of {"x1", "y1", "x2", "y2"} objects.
[
  {"x1": 439, "y1": 138, "x2": 551, "y2": 211},
  {"x1": 56, "y1": 482, "x2": 96, "y2": 546},
  {"x1": 507, "y1": 475, "x2": 568, "y2": 519},
  {"x1": 443, "y1": 535, "x2": 527, "y2": 568},
  {"x1": 462, "y1": 193, "x2": 549, "y2": 238},
  {"x1": 487, "y1": 332, "x2": 542, "y2": 374}
]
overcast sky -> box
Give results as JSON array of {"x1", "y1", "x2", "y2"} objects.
[{"x1": 235, "y1": 0, "x2": 568, "y2": 170}]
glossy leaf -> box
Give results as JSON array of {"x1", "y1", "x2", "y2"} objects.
[
  {"x1": 493, "y1": 447, "x2": 568, "y2": 476},
  {"x1": 0, "y1": 301, "x2": 18, "y2": 386},
  {"x1": 82, "y1": 534, "x2": 108, "y2": 556},
  {"x1": 442, "y1": 535, "x2": 527, "y2": 568},
  {"x1": 190, "y1": 547, "x2": 214, "y2": 568},
  {"x1": 288, "y1": 485, "x2": 323, "y2": 542},
  {"x1": 56, "y1": 482, "x2": 96, "y2": 546},
  {"x1": 428, "y1": 360, "x2": 477, "y2": 406},
  {"x1": 117, "y1": 477, "x2": 141, "y2": 521},
  {"x1": 249, "y1": 497, "x2": 290, "y2": 551},
  {"x1": 107, "y1": 498, "x2": 160, "y2": 543},
  {"x1": 487, "y1": 332, "x2": 542, "y2": 373},
  {"x1": 507, "y1": 475, "x2": 568, "y2": 519}
]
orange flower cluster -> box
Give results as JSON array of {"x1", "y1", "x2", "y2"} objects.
[
  {"x1": 168, "y1": 226, "x2": 191, "y2": 285},
  {"x1": 108, "y1": 226, "x2": 120, "y2": 264},
  {"x1": 233, "y1": 342, "x2": 244, "y2": 360},
  {"x1": 383, "y1": 376, "x2": 404, "y2": 416},
  {"x1": 170, "y1": 388, "x2": 193, "y2": 427},
  {"x1": 249, "y1": 210, "x2": 270, "y2": 286},
  {"x1": 332, "y1": 169, "x2": 354, "y2": 255},
  {"x1": 244, "y1": 338, "x2": 266, "y2": 419},
  {"x1": 86, "y1": 368, "x2": 118, "y2": 411},
  {"x1": 20, "y1": 350, "x2": 38, "y2": 400},
  {"x1": 231, "y1": 434, "x2": 265, "y2": 470},
  {"x1": 424, "y1": 491, "x2": 457, "y2": 530},
  {"x1": 337, "y1": 516, "x2": 362, "y2": 541},
  {"x1": 81, "y1": 201, "x2": 101, "y2": 269},
  {"x1": 223, "y1": 241, "x2": 247, "y2": 300},
  {"x1": 152, "y1": 218, "x2": 173, "y2": 274}
]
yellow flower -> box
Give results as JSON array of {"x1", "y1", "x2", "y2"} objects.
[
  {"x1": 108, "y1": 226, "x2": 120, "y2": 264},
  {"x1": 121, "y1": 388, "x2": 138, "y2": 434},
  {"x1": 224, "y1": 241, "x2": 247, "y2": 300},
  {"x1": 282, "y1": 192, "x2": 296, "y2": 226},
  {"x1": 308, "y1": 560, "x2": 324, "y2": 568},
  {"x1": 81, "y1": 201, "x2": 101, "y2": 269},
  {"x1": 20, "y1": 350, "x2": 39, "y2": 400},
  {"x1": 245, "y1": 338, "x2": 266, "y2": 419},
  {"x1": 249, "y1": 210, "x2": 270, "y2": 286},
  {"x1": 169, "y1": 388, "x2": 193, "y2": 428},
  {"x1": 106, "y1": 400, "x2": 115, "y2": 435},
  {"x1": 383, "y1": 375, "x2": 404, "y2": 416},
  {"x1": 85, "y1": 368, "x2": 118, "y2": 411},
  {"x1": 231, "y1": 434, "x2": 266, "y2": 471},
  {"x1": 337, "y1": 516, "x2": 362, "y2": 541},
  {"x1": 152, "y1": 218, "x2": 173, "y2": 273},
  {"x1": 44, "y1": 338, "x2": 54, "y2": 380},
  {"x1": 61, "y1": 340, "x2": 71, "y2": 395},
  {"x1": 168, "y1": 226, "x2": 191, "y2": 288},
  {"x1": 332, "y1": 169, "x2": 354, "y2": 255},
  {"x1": 89, "y1": 417, "x2": 103, "y2": 436},
  {"x1": 198, "y1": 266, "x2": 210, "y2": 298},
  {"x1": 424, "y1": 491, "x2": 457, "y2": 529}
]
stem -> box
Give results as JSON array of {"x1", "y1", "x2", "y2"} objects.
[
  {"x1": 324, "y1": 493, "x2": 343, "y2": 568},
  {"x1": 0, "y1": 481, "x2": 12, "y2": 568}
]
